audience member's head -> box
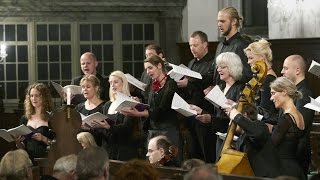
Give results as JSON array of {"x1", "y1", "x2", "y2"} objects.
[
  {"x1": 146, "y1": 135, "x2": 178, "y2": 165},
  {"x1": 275, "y1": 175, "x2": 299, "y2": 180},
  {"x1": 183, "y1": 164, "x2": 222, "y2": 180},
  {"x1": 0, "y1": 149, "x2": 33, "y2": 180},
  {"x1": 281, "y1": 54, "x2": 306, "y2": 85},
  {"x1": 114, "y1": 159, "x2": 160, "y2": 180},
  {"x1": 80, "y1": 52, "x2": 98, "y2": 75},
  {"x1": 52, "y1": 154, "x2": 77, "y2": 180},
  {"x1": 76, "y1": 147, "x2": 109, "y2": 180},
  {"x1": 77, "y1": 132, "x2": 97, "y2": 149},
  {"x1": 181, "y1": 159, "x2": 205, "y2": 171}
]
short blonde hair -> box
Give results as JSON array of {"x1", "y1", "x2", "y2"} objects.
[
  {"x1": 77, "y1": 132, "x2": 97, "y2": 149},
  {"x1": 0, "y1": 149, "x2": 33, "y2": 180}
]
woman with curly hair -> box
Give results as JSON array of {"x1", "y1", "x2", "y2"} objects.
[{"x1": 15, "y1": 83, "x2": 55, "y2": 162}]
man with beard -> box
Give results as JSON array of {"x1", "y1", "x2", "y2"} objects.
[
  {"x1": 176, "y1": 31, "x2": 216, "y2": 163},
  {"x1": 204, "y1": 7, "x2": 252, "y2": 91},
  {"x1": 281, "y1": 54, "x2": 314, "y2": 179}
]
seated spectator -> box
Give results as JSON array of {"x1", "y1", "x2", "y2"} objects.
[
  {"x1": 77, "y1": 132, "x2": 97, "y2": 149},
  {"x1": 183, "y1": 164, "x2": 222, "y2": 180},
  {"x1": 76, "y1": 147, "x2": 109, "y2": 180},
  {"x1": 0, "y1": 149, "x2": 33, "y2": 180},
  {"x1": 181, "y1": 158, "x2": 205, "y2": 171},
  {"x1": 114, "y1": 159, "x2": 159, "y2": 180},
  {"x1": 146, "y1": 135, "x2": 179, "y2": 167}
]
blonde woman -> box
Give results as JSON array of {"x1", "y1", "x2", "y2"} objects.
[
  {"x1": 244, "y1": 38, "x2": 277, "y2": 114},
  {"x1": 77, "y1": 132, "x2": 97, "y2": 149},
  {"x1": 93, "y1": 70, "x2": 142, "y2": 161}
]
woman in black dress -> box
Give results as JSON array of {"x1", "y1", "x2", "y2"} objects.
[
  {"x1": 244, "y1": 39, "x2": 277, "y2": 115},
  {"x1": 16, "y1": 83, "x2": 55, "y2": 162},
  {"x1": 93, "y1": 70, "x2": 142, "y2": 160},
  {"x1": 269, "y1": 77, "x2": 306, "y2": 180},
  {"x1": 75, "y1": 74, "x2": 105, "y2": 146}
]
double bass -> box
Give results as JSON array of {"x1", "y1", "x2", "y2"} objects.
[{"x1": 215, "y1": 60, "x2": 267, "y2": 176}]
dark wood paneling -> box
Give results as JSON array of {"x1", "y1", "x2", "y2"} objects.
[{"x1": 177, "y1": 38, "x2": 320, "y2": 96}]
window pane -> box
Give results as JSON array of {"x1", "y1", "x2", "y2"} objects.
[
  {"x1": 103, "y1": 24, "x2": 113, "y2": 40},
  {"x1": 103, "y1": 45, "x2": 113, "y2": 62},
  {"x1": 122, "y1": 24, "x2": 132, "y2": 41},
  {"x1": 49, "y1": 45, "x2": 59, "y2": 62},
  {"x1": 17, "y1": 24, "x2": 27, "y2": 41},
  {"x1": 80, "y1": 45, "x2": 91, "y2": 55},
  {"x1": 18, "y1": 45, "x2": 28, "y2": 62},
  {"x1": 18, "y1": 64, "x2": 28, "y2": 80},
  {"x1": 97, "y1": 63, "x2": 102, "y2": 74},
  {"x1": 50, "y1": 63, "x2": 60, "y2": 80},
  {"x1": 0, "y1": 64, "x2": 3, "y2": 80},
  {"x1": 60, "y1": 24, "x2": 71, "y2": 41},
  {"x1": 61, "y1": 45, "x2": 71, "y2": 62},
  {"x1": 61, "y1": 63, "x2": 71, "y2": 79},
  {"x1": 122, "y1": 44, "x2": 132, "y2": 61},
  {"x1": 144, "y1": 24, "x2": 154, "y2": 40},
  {"x1": 134, "y1": 62, "x2": 144, "y2": 77},
  {"x1": 0, "y1": 25, "x2": 3, "y2": 41},
  {"x1": 7, "y1": 82, "x2": 17, "y2": 99},
  {"x1": 49, "y1": 24, "x2": 59, "y2": 41},
  {"x1": 134, "y1": 44, "x2": 143, "y2": 61},
  {"x1": 38, "y1": 64, "x2": 48, "y2": 80},
  {"x1": 91, "y1": 24, "x2": 102, "y2": 41},
  {"x1": 18, "y1": 82, "x2": 29, "y2": 100},
  {"x1": 0, "y1": 82, "x2": 4, "y2": 98},
  {"x1": 6, "y1": 45, "x2": 16, "y2": 62},
  {"x1": 37, "y1": 24, "x2": 47, "y2": 41},
  {"x1": 123, "y1": 62, "x2": 132, "y2": 74},
  {"x1": 80, "y1": 24, "x2": 90, "y2": 41},
  {"x1": 5, "y1": 25, "x2": 15, "y2": 41},
  {"x1": 103, "y1": 63, "x2": 113, "y2": 76},
  {"x1": 133, "y1": 24, "x2": 143, "y2": 40},
  {"x1": 37, "y1": 45, "x2": 48, "y2": 62},
  {"x1": 92, "y1": 45, "x2": 102, "y2": 61},
  {"x1": 6, "y1": 64, "x2": 16, "y2": 80}
]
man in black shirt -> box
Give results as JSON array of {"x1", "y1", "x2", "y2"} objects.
[
  {"x1": 204, "y1": 7, "x2": 252, "y2": 91},
  {"x1": 177, "y1": 31, "x2": 216, "y2": 163},
  {"x1": 71, "y1": 52, "x2": 109, "y2": 105}
]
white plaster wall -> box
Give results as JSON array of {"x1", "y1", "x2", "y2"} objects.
[
  {"x1": 181, "y1": 0, "x2": 219, "y2": 42},
  {"x1": 268, "y1": 0, "x2": 320, "y2": 39}
]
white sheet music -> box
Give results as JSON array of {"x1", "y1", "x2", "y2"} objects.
[
  {"x1": 308, "y1": 60, "x2": 320, "y2": 77},
  {"x1": 0, "y1": 124, "x2": 33, "y2": 142},
  {"x1": 108, "y1": 92, "x2": 149, "y2": 114},
  {"x1": 80, "y1": 112, "x2": 109, "y2": 127},
  {"x1": 304, "y1": 96, "x2": 320, "y2": 112},
  {"x1": 204, "y1": 86, "x2": 229, "y2": 108},
  {"x1": 51, "y1": 81, "x2": 82, "y2": 98},
  {"x1": 125, "y1": 73, "x2": 146, "y2": 91},
  {"x1": 167, "y1": 63, "x2": 202, "y2": 81},
  {"x1": 171, "y1": 92, "x2": 197, "y2": 117}
]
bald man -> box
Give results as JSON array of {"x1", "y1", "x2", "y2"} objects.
[
  {"x1": 71, "y1": 52, "x2": 109, "y2": 104},
  {"x1": 281, "y1": 54, "x2": 314, "y2": 178}
]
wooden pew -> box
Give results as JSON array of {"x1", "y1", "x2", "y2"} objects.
[{"x1": 109, "y1": 160, "x2": 272, "y2": 180}]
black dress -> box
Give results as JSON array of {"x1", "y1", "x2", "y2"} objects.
[
  {"x1": 75, "y1": 101, "x2": 105, "y2": 147},
  {"x1": 102, "y1": 101, "x2": 142, "y2": 161},
  {"x1": 20, "y1": 116, "x2": 55, "y2": 161},
  {"x1": 233, "y1": 114, "x2": 281, "y2": 178},
  {"x1": 257, "y1": 74, "x2": 277, "y2": 114},
  {"x1": 272, "y1": 113, "x2": 305, "y2": 180}
]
